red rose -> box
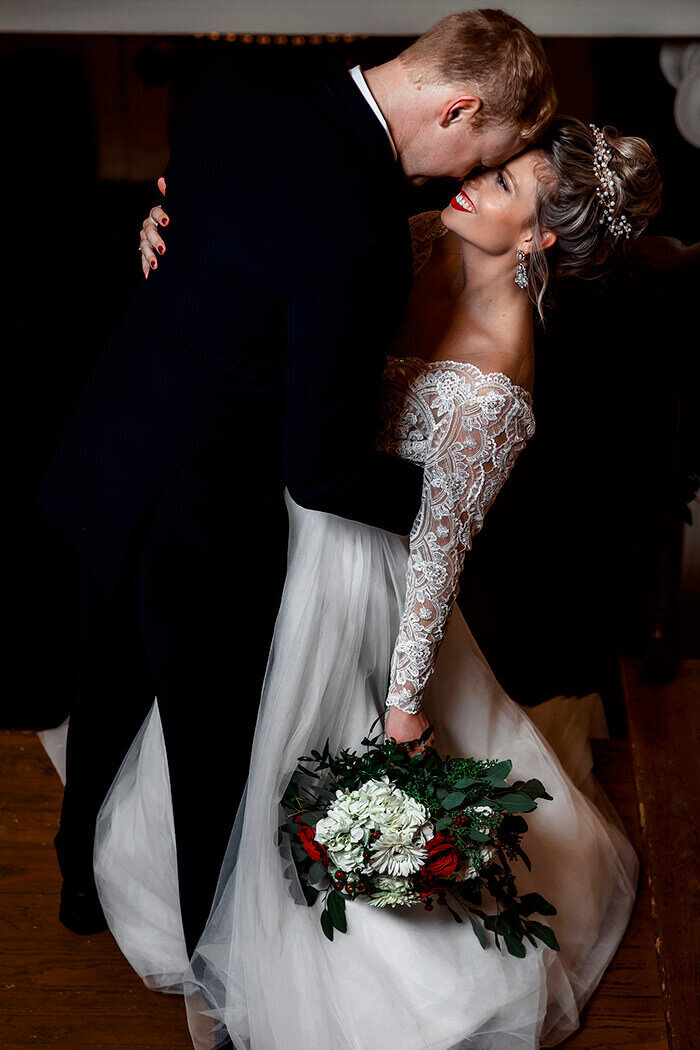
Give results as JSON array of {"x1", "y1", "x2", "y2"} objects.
[
  {"x1": 297, "y1": 823, "x2": 329, "y2": 868},
  {"x1": 421, "y1": 831, "x2": 460, "y2": 880}
]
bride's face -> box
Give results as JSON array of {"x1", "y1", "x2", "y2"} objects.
[{"x1": 440, "y1": 149, "x2": 548, "y2": 258}]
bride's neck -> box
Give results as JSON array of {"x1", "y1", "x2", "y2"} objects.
[{"x1": 442, "y1": 230, "x2": 533, "y2": 325}]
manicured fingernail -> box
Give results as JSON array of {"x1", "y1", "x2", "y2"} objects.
[
  {"x1": 150, "y1": 259, "x2": 157, "y2": 269},
  {"x1": 157, "y1": 245, "x2": 165, "y2": 254},
  {"x1": 161, "y1": 217, "x2": 169, "y2": 225}
]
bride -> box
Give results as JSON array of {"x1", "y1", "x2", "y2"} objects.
[{"x1": 96, "y1": 118, "x2": 661, "y2": 1049}]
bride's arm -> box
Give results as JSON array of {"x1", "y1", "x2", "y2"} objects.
[{"x1": 385, "y1": 384, "x2": 535, "y2": 717}]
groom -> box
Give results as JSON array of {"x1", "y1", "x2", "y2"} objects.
[{"x1": 42, "y1": 10, "x2": 555, "y2": 964}]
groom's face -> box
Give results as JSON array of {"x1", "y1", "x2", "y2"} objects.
[{"x1": 401, "y1": 119, "x2": 524, "y2": 187}]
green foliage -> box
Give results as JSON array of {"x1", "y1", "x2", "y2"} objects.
[
  {"x1": 327, "y1": 891, "x2": 347, "y2": 934},
  {"x1": 280, "y1": 723, "x2": 559, "y2": 959}
]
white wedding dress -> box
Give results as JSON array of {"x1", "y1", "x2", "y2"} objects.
[{"x1": 89, "y1": 214, "x2": 638, "y2": 1050}]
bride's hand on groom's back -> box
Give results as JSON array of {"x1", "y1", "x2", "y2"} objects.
[
  {"x1": 139, "y1": 177, "x2": 169, "y2": 279},
  {"x1": 384, "y1": 706, "x2": 435, "y2": 757}
]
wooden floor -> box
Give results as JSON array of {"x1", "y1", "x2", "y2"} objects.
[
  {"x1": 0, "y1": 729, "x2": 668, "y2": 1049},
  {"x1": 621, "y1": 660, "x2": 700, "y2": 1050}
]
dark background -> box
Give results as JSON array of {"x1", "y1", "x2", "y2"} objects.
[{"x1": 1, "y1": 33, "x2": 698, "y2": 733}]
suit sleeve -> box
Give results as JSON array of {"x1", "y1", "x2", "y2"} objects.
[{"x1": 283, "y1": 239, "x2": 424, "y2": 535}]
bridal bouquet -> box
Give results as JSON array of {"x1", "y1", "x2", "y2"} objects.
[{"x1": 280, "y1": 725, "x2": 560, "y2": 958}]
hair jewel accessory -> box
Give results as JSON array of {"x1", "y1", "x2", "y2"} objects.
[
  {"x1": 589, "y1": 124, "x2": 632, "y2": 238},
  {"x1": 514, "y1": 249, "x2": 528, "y2": 289}
]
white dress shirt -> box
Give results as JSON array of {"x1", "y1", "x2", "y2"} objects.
[{"x1": 349, "y1": 64, "x2": 398, "y2": 161}]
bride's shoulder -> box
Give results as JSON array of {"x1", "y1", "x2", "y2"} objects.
[{"x1": 409, "y1": 211, "x2": 448, "y2": 276}]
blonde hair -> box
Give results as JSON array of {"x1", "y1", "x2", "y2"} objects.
[
  {"x1": 399, "y1": 9, "x2": 557, "y2": 143},
  {"x1": 527, "y1": 118, "x2": 663, "y2": 320}
]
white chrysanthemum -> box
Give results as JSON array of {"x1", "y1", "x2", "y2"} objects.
[
  {"x1": 370, "y1": 837, "x2": 427, "y2": 877},
  {"x1": 315, "y1": 778, "x2": 433, "y2": 877},
  {"x1": 368, "y1": 876, "x2": 420, "y2": 909}
]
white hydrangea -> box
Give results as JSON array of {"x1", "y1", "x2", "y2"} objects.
[
  {"x1": 315, "y1": 777, "x2": 433, "y2": 877},
  {"x1": 368, "y1": 875, "x2": 421, "y2": 909}
]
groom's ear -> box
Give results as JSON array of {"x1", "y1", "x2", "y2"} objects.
[{"x1": 438, "y1": 95, "x2": 482, "y2": 129}]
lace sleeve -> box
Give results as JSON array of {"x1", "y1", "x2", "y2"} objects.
[{"x1": 385, "y1": 379, "x2": 535, "y2": 714}]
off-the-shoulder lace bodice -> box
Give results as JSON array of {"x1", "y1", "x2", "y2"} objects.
[{"x1": 376, "y1": 212, "x2": 535, "y2": 714}]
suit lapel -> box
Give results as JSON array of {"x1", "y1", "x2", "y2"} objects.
[{"x1": 321, "y1": 62, "x2": 404, "y2": 190}]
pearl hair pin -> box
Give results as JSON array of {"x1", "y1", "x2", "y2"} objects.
[{"x1": 589, "y1": 124, "x2": 632, "y2": 239}]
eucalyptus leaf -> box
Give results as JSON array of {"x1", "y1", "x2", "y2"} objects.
[
  {"x1": 528, "y1": 921, "x2": 560, "y2": 951},
  {"x1": 308, "y1": 860, "x2": 327, "y2": 884},
  {"x1": 297, "y1": 811, "x2": 324, "y2": 827},
  {"x1": 320, "y1": 908, "x2": 334, "y2": 942},
  {"x1": 519, "y1": 778, "x2": 553, "y2": 801},
  {"x1": 419, "y1": 724, "x2": 435, "y2": 744},
  {"x1": 486, "y1": 760, "x2": 513, "y2": 781},
  {"x1": 518, "y1": 893, "x2": 557, "y2": 917},
  {"x1": 452, "y1": 777, "x2": 483, "y2": 790},
  {"x1": 297, "y1": 765, "x2": 320, "y2": 780},
  {"x1": 468, "y1": 913, "x2": 488, "y2": 949},
  {"x1": 442, "y1": 791, "x2": 468, "y2": 810},
  {"x1": 515, "y1": 845, "x2": 532, "y2": 871},
  {"x1": 328, "y1": 891, "x2": 347, "y2": 934},
  {"x1": 504, "y1": 931, "x2": 527, "y2": 958},
  {"x1": 467, "y1": 829, "x2": 492, "y2": 843},
  {"x1": 302, "y1": 884, "x2": 320, "y2": 907},
  {"x1": 498, "y1": 793, "x2": 537, "y2": 814}
]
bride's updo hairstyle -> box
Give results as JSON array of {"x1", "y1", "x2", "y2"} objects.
[{"x1": 528, "y1": 118, "x2": 662, "y2": 319}]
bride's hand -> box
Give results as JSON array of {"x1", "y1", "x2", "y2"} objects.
[
  {"x1": 139, "y1": 176, "x2": 169, "y2": 279},
  {"x1": 384, "y1": 706, "x2": 434, "y2": 757}
]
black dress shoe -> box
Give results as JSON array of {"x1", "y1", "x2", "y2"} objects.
[{"x1": 59, "y1": 881, "x2": 108, "y2": 935}]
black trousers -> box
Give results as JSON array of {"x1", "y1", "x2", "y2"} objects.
[{"x1": 56, "y1": 465, "x2": 288, "y2": 956}]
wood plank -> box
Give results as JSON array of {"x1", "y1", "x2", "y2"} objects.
[{"x1": 620, "y1": 659, "x2": 700, "y2": 1050}]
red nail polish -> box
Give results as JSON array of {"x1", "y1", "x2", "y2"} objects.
[
  {"x1": 151, "y1": 259, "x2": 157, "y2": 269},
  {"x1": 158, "y1": 245, "x2": 165, "y2": 254},
  {"x1": 161, "y1": 217, "x2": 169, "y2": 226}
]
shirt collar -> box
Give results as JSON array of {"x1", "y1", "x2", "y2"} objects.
[{"x1": 349, "y1": 65, "x2": 398, "y2": 161}]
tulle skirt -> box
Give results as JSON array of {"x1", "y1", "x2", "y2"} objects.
[{"x1": 93, "y1": 494, "x2": 638, "y2": 1049}]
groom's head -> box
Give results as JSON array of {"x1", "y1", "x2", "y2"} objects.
[{"x1": 374, "y1": 9, "x2": 556, "y2": 185}]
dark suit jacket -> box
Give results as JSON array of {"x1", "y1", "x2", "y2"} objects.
[{"x1": 41, "y1": 58, "x2": 424, "y2": 596}]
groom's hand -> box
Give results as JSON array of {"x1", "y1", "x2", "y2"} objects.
[
  {"x1": 384, "y1": 706, "x2": 434, "y2": 757},
  {"x1": 139, "y1": 177, "x2": 169, "y2": 279}
]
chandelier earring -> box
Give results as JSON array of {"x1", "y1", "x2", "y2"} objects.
[{"x1": 514, "y1": 250, "x2": 528, "y2": 289}]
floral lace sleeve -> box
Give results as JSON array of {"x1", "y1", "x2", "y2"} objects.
[{"x1": 385, "y1": 373, "x2": 535, "y2": 714}]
